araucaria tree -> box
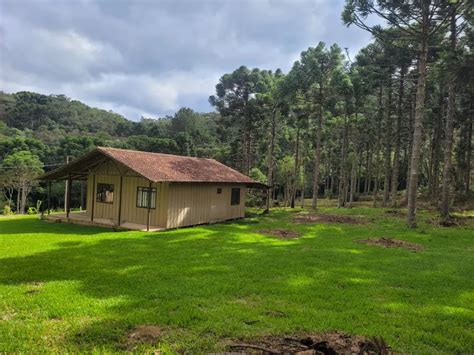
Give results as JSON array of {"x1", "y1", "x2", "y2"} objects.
[
  {"x1": 342, "y1": 0, "x2": 467, "y2": 227},
  {"x1": 1, "y1": 2, "x2": 471, "y2": 217}
]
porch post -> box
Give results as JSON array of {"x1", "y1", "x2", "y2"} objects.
[
  {"x1": 147, "y1": 180, "x2": 152, "y2": 232},
  {"x1": 117, "y1": 175, "x2": 123, "y2": 227},
  {"x1": 91, "y1": 174, "x2": 95, "y2": 222},
  {"x1": 80, "y1": 181, "x2": 84, "y2": 211},
  {"x1": 66, "y1": 175, "x2": 72, "y2": 218}
]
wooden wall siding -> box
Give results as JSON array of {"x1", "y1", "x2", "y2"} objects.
[
  {"x1": 86, "y1": 174, "x2": 169, "y2": 228},
  {"x1": 119, "y1": 177, "x2": 168, "y2": 227},
  {"x1": 83, "y1": 159, "x2": 246, "y2": 229},
  {"x1": 166, "y1": 183, "x2": 246, "y2": 229},
  {"x1": 87, "y1": 173, "x2": 120, "y2": 221}
]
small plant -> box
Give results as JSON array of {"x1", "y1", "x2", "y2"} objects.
[
  {"x1": 27, "y1": 207, "x2": 37, "y2": 215},
  {"x1": 2, "y1": 205, "x2": 13, "y2": 215}
]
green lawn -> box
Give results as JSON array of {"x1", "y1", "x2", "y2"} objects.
[{"x1": 0, "y1": 206, "x2": 473, "y2": 353}]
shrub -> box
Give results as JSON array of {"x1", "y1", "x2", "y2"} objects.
[
  {"x1": 27, "y1": 207, "x2": 37, "y2": 215},
  {"x1": 2, "y1": 205, "x2": 13, "y2": 215}
]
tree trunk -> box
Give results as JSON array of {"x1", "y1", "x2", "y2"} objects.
[
  {"x1": 405, "y1": 93, "x2": 415, "y2": 206},
  {"x1": 407, "y1": 13, "x2": 429, "y2": 228},
  {"x1": 312, "y1": 114, "x2": 322, "y2": 209},
  {"x1": 440, "y1": 6, "x2": 457, "y2": 221},
  {"x1": 364, "y1": 145, "x2": 371, "y2": 194},
  {"x1": 383, "y1": 80, "x2": 393, "y2": 207},
  {"x1": 391, "y1": 66, "x2": 405, "y2": 207},
  {"x1": 20, "y1": 182, "x2": 27, "y2": 214},
  {"x1": 291, "y1": 124, "x2": 300, "y2": 208},
  {"x1": 312, "y1": 75, "x2": 324, "y2": 209},
  {"x1": 373, "y1": 84, "x2": 383, "y2": 207},
  {"x1": 429, "y1": 89, "x2": 443, "y2": 202},
  {"x1": 465, "y1": 115, "x2": 472, "y2": 194},
  {"x1": 349, "y1": 158, "x2": 357, "y2": 207},
  {"x1": 246, "y1": 129, "x2": 252, "y2": 175},
  {"x1": 266, "y1": 109, "x2": 277, "y2": 209},
  {"x1": 301, "y1": 165, "x2": 305, "y2": 208},
  {"x1": 338, "y1": 111, "x2": 349, "y2": 208},
  {"x1": 16, "y1": 188, "x2": 21, "y2": 214}
]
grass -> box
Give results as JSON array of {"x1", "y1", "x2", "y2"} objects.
[{"x1": 0, "y1": 203, "x2": 473, "y2": 353}]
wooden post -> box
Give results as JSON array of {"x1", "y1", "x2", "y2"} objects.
[
  {"x1": 146, "y1": 181, "x2": 152, "y2": 232},
  {"x1": 64, "y1": 156, "x2": 70, "y2": 212},
  {"x1": 80, "y1": 181, "x2": 84, "y2": 211},
  {"x1": 66, "y1": 175, "x2": 72, "y2": 218},
  {"x1": 91, "y1": 174, "x2": 95, "y2": 222},
  {"x1": 117, "y1": 175, "x2": 123, "y2": 227}
]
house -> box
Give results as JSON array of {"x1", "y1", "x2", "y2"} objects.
[{"x1": 37, "y1": 147, "x2": 266, "y2": 231}]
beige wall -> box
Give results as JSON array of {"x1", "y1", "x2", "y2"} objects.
[
  {"x1": 85, "y1": 159, "x2": 246, "y2": 229},
  {"x1": 166, "y1": 183, "x2": 246, "y2": 228},
  {"x1": 85, "y1": 160, "x2": 169, "y2": 228}
]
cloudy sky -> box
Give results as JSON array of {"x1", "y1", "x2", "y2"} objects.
[{"x1": 0, "y1": 0, "x2": 374, "y2": 121}]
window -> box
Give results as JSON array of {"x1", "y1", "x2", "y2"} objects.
[
  {"x1": 217, "y1": 188, "x2": 222, "y2": 194},
  {"x1": 231, "y1": 188, "x2": 240, "y2": 205},
  {"x1": 96, "y1": 183, "x2": 114, "y2": 203},
  {"x1": 137, "y1": 187, "x2": 157, "y2": 209}
]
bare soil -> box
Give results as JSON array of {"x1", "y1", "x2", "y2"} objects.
[
  {"x1": 426, "y1": 215, "x2": 472, "y2": 227},
  {"x1": 293, "y1": 213, "x2": 365, "y2": 225},
  {"x1": 126, "y1": 325, "x2": 163, "y2": 348},
  {"x1": 384, "y1": 210, "x2": 405, "y2": 217},
  {"x1": 357, "y1": 237, "x2": 424, "y2": 252},
  {"x1": 259, "y1": 229, "x2": 301, "y2": 240},
  {"x1": 227, "y1": 332, "x2": 391, "y2": 354}
]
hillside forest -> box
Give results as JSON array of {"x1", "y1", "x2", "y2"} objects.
[{"x1": 0, "y1": 1, "x2": 472, "y2": 227}]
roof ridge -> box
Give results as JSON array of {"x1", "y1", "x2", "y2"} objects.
[{"x1": 98, "y1": 146, "x2": 214, "y2": 161}]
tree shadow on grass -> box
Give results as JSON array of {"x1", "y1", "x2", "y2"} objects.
[
  {"x1": 0, "y1": 220, "x2": 472, "y2": 352},
  {"x1": 0, "y1": 218, "x2": 118, "y2": 236}
]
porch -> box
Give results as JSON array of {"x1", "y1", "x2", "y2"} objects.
[{"x1": 45, "y1": 211, "x2": 163, "y2": 232}]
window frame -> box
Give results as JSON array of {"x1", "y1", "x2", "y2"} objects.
[
  {"x1": 217, "y1": 188, "x2": 222, "y2": 194},
  {"x1": 136, "y1": 186, "x2": 157, "y2": 209},
  {"x1": 230, "y1": 187, "x2": 241, "y2": 206},
  {"x1": 96, "y1": 183, "x2": 114, "y2": 204}
]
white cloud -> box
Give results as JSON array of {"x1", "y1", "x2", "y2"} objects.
[{"x1": 0, "y1": 0, "x2": 373, "y2": 120}]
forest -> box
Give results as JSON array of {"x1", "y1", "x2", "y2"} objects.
[{"x1": 0, "y1": 0, "x2": 472, "y2": 228}]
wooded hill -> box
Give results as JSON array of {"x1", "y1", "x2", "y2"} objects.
[{"x1": 0, "y1": 0, "x2": 472, "y2": 227}]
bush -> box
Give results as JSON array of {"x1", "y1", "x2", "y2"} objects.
[
  {"x1": 246, "y1": 190, "x2": 266, "y2": 208},
  {"x1": 2, "y1": 205, "x2": 13, "y2": 215},
  {"x1": 27, "y1": 207, "x2": 37, "y2": 215}
]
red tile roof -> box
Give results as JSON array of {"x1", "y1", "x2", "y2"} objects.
[{"x1": 38, "y1": 147, "x2": 265, "y2": 188}]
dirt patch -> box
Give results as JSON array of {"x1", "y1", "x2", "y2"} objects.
[
  {"x1": 1, "y1": 309, "x2": 16, "y2": 321},
  {"x1": 426, "y1": 215, "x2": 472, "y2": 227},
  {"x1": 227, "y1": 332, "x2": 390, "y2": 354},
  {"x1": 25, "y1": 281, "x2": 44, "y2": 295},
  {"x1": 293, "y1": 213, "x2": 364, "y2": 225},
  {"x1": 126, "y1": 325, "x2": 163, "y2": 348},
  {"x1": 384, "y1": 210, "x2": 405, "y2": 217},
  {"x1": 259, "y1": 229, "x2": 301, "y2": 240},
  {"x1": 357, "y1": 237, "x2": 424, "y2": 252}
]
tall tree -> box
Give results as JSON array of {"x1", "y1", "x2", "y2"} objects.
[
  {"x1": 343, "y1": 0, "x2": 454, "y2": 227},
  {"x1": 1, "y1": 151, "x2": 43, "y2": 214},
  {"x1": 210, "y1": 66, "x2": 271, "y2": 174},
  {"x1": 440, "y1": 0, "x2": 469, "y2": 221}
]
